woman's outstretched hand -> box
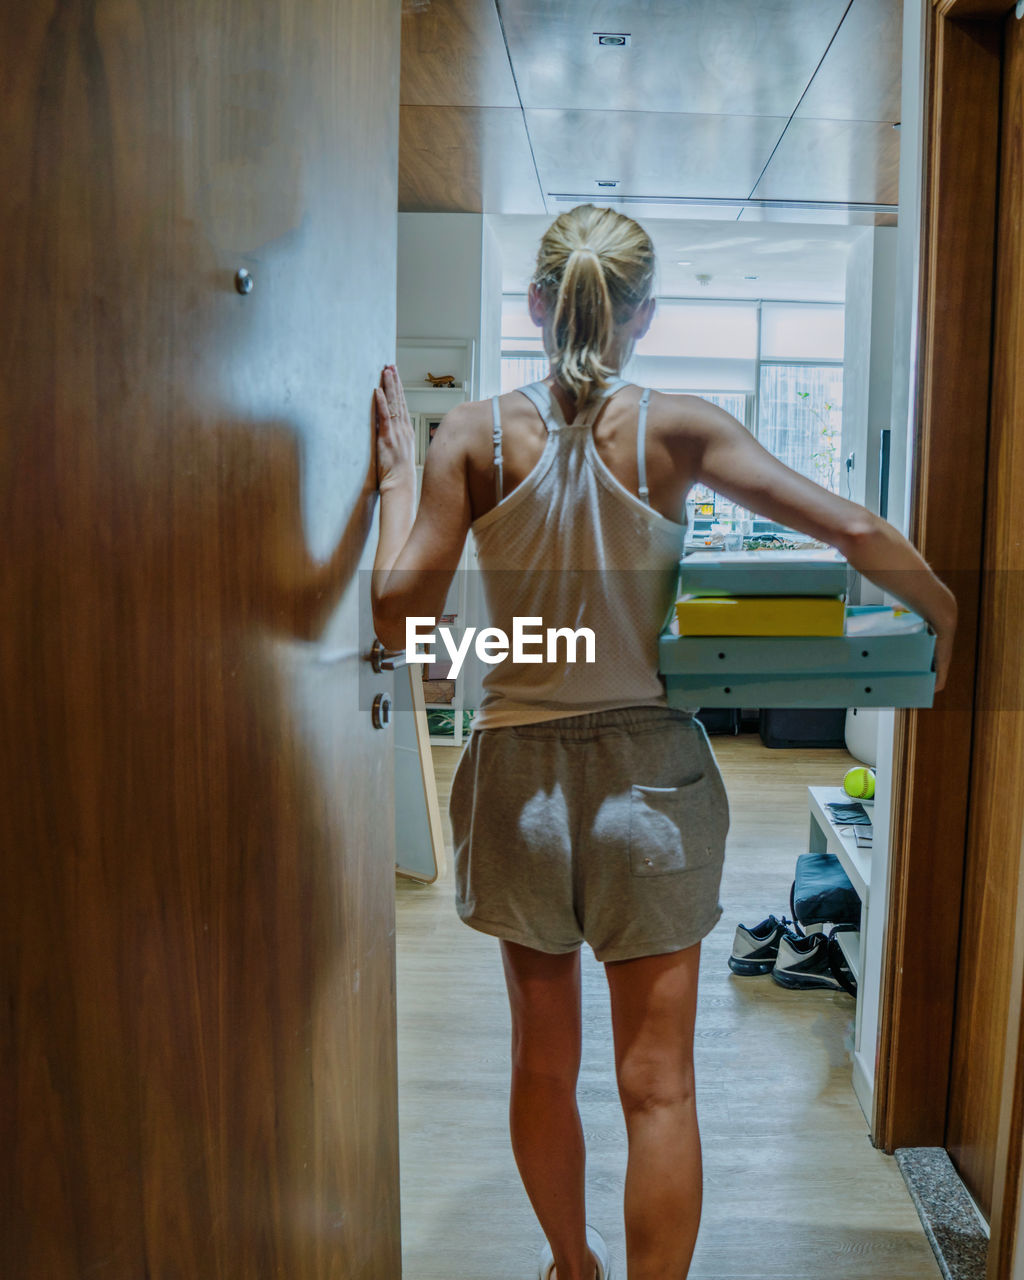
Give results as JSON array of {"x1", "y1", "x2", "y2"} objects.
[
  {"x1": 929, "y1": 601, "x2": 957, "y2": 694},
  {"x1": 374, "y1": 365, "x2": 416, "y2": 492}
]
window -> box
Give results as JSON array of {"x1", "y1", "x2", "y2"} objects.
[
  {"x1": 500, "y1": 296, "x2": 546, "y2": 392},
  {"x1": 758, "y1": 364, "x2": 843, "y2": 494},
  {"x1": 758, "y1": 303, "x2": 844, "y2": 496},
  {"x1": 501, "y1": 356, "x2": 548, "y2": 394},
  {"x1": 671, "y1": 392, "x2": 750, "y2": 515},
  {"x1": 499, "y1": 295, "x2": 845, "y2": 514}
]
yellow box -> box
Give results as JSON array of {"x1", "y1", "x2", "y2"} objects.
[{"x1": 674, "y1": 595, "x2": 846, "y2": 637}]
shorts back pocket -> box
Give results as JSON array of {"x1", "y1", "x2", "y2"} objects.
[{"x1": 628, "y1": 775, "x2": 722, "y2": 877}]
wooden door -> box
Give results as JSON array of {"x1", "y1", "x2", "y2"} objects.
[
  {"x1": 946, "y1": 0, "x2": 1024, "y2": 1227},
  {"x1": 0, "y1": 1, "x2": 402, "y2": 1276}
]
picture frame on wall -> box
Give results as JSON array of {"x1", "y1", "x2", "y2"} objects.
[{"x1": 416, "y1": 414, "x2": 445, "y2": 465}]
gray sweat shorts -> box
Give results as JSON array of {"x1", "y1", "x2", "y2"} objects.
[{"x1": 448, "y1": 705, "x2": 729, "y2": 963}]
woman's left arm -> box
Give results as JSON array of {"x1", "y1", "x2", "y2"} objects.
[{"x1": 371, "y1": 366, "x2": 473, "y2": 651}]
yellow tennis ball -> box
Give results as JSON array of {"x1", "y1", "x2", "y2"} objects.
[{"x1": 844, "y1": 766, "x2": 876, "y2": 799}]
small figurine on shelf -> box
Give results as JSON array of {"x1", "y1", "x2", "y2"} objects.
[{"x1": 426, "y1": 372, "x2": 457, "y2": 387}]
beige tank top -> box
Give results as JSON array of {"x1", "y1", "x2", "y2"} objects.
[{"x1": 467, "y1": 378, "x2": 691, "y2": 730}]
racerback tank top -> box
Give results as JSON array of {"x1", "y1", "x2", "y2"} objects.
[{"x1": 467, "y1": 378, "x2": 690, "y2": 730}]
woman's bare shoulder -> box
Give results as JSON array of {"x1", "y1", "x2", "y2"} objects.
[
  {"x1": 430, "y1": 397, "x2": 493, "y2": 456},
  {"x1": 647, "y1": 389, "x2": 740, "y2": 455},
  {"x1": 435, "y1": 390, "x2": 542, "y2": 450}
]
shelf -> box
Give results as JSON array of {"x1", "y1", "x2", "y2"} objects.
[
  {"x1": 835, "y1": 929, "x2": 861, "y2": 983},
  {"x1": 808, "y1": 785, "x2": 872, "y2": 901}
]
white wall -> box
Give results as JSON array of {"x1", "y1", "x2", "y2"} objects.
[
  {"x1": 844, "y1": 0, "x2": 931, "y2": 1130},
  {"x1": 842, "y1": 228, "x2": 898, "y2": 510},
  {"x1": 843, "y1": 225, "x2": 898, "y2": 606},
  {"x1": 867, "y1": 230, "x2": 898, "y2": 516},
  {"x1": 396, "y1": 210, "x2": 505, "y2": 400},
  {"x1": 888, "y1": 0, "x2": 929, "y2": 540},
  {"x1": 396, "y1": 212, "x2": 505, "y2": 717},
  {"x1": 397, "y1": 212, "x2": 486, "y2": 395},
  {"x1": 843, "y1": 230, "x2": 876, "y2": 512},
  {"x1": 480, "y1": 217, "x2": 504, "y2": 399}
]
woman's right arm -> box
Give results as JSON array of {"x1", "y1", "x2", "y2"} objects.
[{"x1": 677, "y1": 396, "x2": 958, "y2": 692}]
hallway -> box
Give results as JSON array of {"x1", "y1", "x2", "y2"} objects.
[{"x1": 396, "y1": 732, "x2": 942, "y2": 1279}]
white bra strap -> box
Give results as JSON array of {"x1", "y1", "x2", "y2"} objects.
[
  {"x1": 636, "y1": 387, "x2": 652, "y2": 505},
  {"x1": 491, "y1": 395, "x2": 503, "y2": 503}
]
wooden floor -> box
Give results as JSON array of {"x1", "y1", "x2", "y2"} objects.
[{"x1": 395, "y1": 730, "x2": 941, "y2": 1280}]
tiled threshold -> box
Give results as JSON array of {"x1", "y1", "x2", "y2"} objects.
[{"x1": 896, "y1": 1147, "x2": 990, "y2": 1280}]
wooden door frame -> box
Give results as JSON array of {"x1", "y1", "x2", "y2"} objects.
[{"x1": 875, "y1": 1, "x2": 1024, "y2": 1275}]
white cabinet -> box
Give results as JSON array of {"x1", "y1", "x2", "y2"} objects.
[{"x1": 807, "y1": 785, "x2": 875, "y2": 1120}]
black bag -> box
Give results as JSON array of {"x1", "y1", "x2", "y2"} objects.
[{"x1": 790, "y1": 852, "x2": 861, "y2": 928}]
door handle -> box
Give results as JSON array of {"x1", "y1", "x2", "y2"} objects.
[
  {"x1": 369, "y1": 638, "x2": 407, "y2": 673},
  {"x1": 371, "y1": 691, "x2": 393, "y2": 730}
]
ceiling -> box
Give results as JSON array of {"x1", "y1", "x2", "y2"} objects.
[
  {"x1": 398, "y1": 0, "x2": 903, "y2": 226},
  {"x1": 489, "y1": 215, "x2": 866, "y2": 301}
]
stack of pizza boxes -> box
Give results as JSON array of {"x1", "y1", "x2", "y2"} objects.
[{"x1": 658, "y1": 548, "x2": 937, "y2": 709}]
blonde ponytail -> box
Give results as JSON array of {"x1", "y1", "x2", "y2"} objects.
[{"x1": 532, "y1": 205, "x2": 656, "y2": 413}]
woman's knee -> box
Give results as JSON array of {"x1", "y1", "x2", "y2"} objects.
[
  {"x1": 508, "y1": 1010, "x2": 582, "y2": 1087},
  {"x1": 616, "y1": 1050, "x2": 696, "y2": 1118}
]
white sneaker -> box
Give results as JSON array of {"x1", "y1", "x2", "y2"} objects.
[{"x1": 538, "y1": 1224, "x2": 611, "y2": 1280}]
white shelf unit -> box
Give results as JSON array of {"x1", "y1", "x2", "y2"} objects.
[
  {"x1": 397, "y1": 337, "x2": 476, "y2": 747},
  {"x1": 807, "y1": 784, "x2": 875, "y2": 1118}
]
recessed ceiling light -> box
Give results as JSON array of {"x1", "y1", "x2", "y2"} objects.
[
  {"x1": 595, "y1": 179, "x2": 619, "y2": 188},
  {"x1": 744, "y1": 274, "x2": 759, "y2": 280},
  {"x1": 593, "y1": 32, "x2": 631, "y2": 47},
  {"x1": 676, "y1": 260, "x2": 693, "y2": 266}
]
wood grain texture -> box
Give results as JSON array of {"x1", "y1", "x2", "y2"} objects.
[
  {"x1": 399, "y1": 103, "x2": 545, "y2": 212},
  {"x1": 948, "y1": 1, "x2": 1024, "y2": 1231},
  {"x1": 397, "y1": 736, "x2": 943, "y2": 1280},
  {"x1": 934, "y1": 0, "x2": 1016, "y2": 16},
  {"x1": 401, "y1": 0, "x2": 518, "y2": 107},
  {"x1": 795, "y1": 0, "x2": 904, "y2": 123},
  {"x1": 983, "y1": 35, "x2": 1024, "y2": 1276},
  {"x1": 876, "y1": 10, "x2": 1000, "y2": 1167},
  {"x1": 0, "y1": 1, "x2": 402, "y2": 1276}
]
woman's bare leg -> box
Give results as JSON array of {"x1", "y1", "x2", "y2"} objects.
[
  {"x1": 605, "y1": 942, "x2": 704, "y2": 1280},
  {"x1": 500, "y1": 939, "x2": 600, "y2": 1280}
]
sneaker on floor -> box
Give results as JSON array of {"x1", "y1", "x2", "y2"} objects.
[
  {"x1": 538, "y1": 1224, "x2": 611, "y2": 1280},
  {"x1": 728, "y1": 913, "x2": 799, "y2": 976},
  {"x1": 771, "y1": 928, "x2": 857, "y2": 995}
]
